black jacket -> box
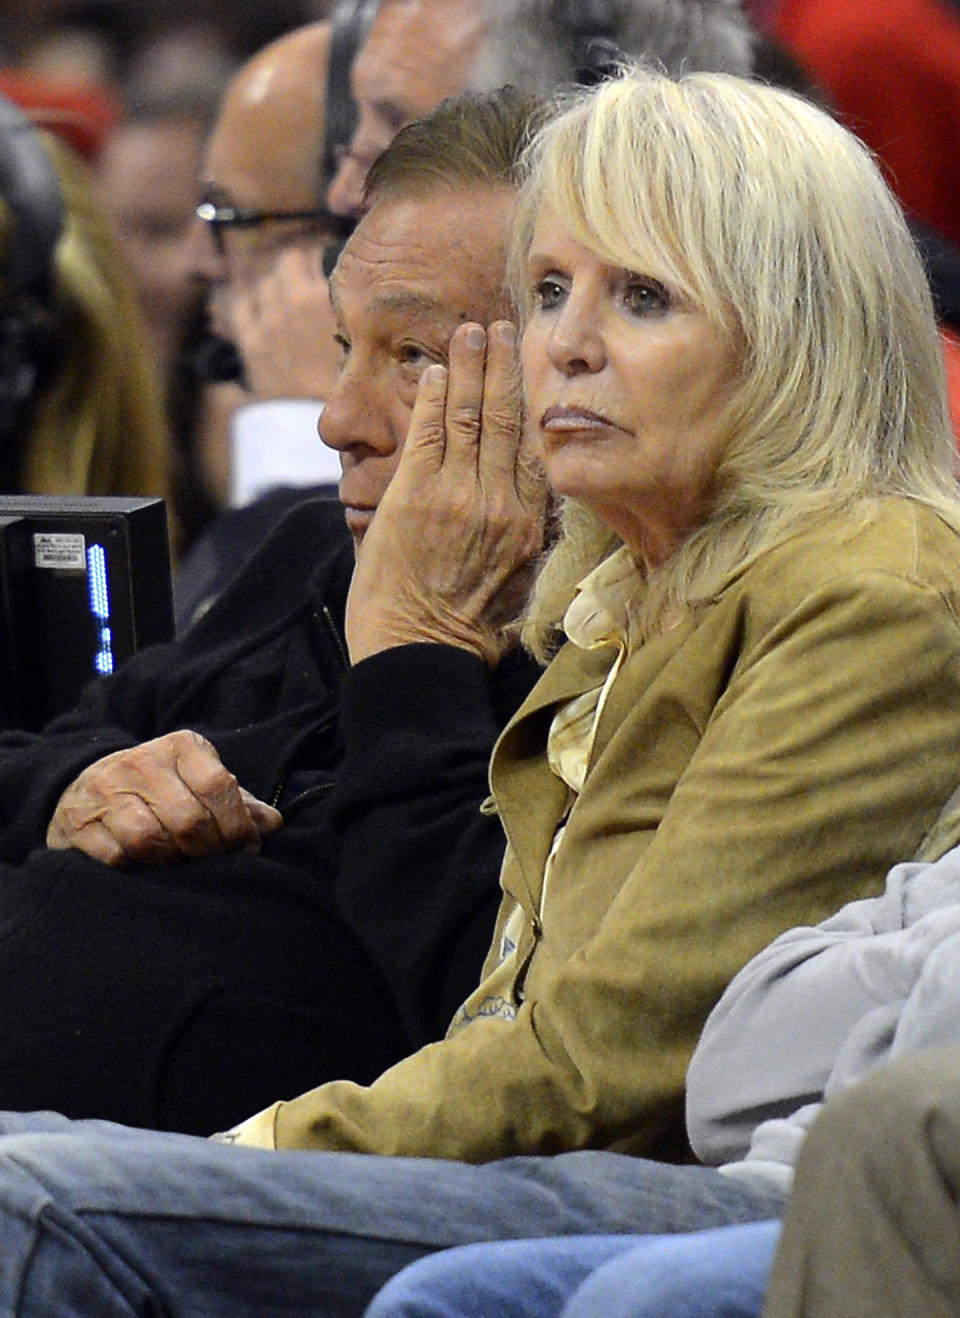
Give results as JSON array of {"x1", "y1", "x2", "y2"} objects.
[{"x1": 0, "y1": 497, "x2": 539, "y2": 1130}]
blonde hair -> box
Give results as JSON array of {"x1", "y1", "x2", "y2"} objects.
[
  {"x1": 514, "y1": 67, "x2": 960, "y2": 659},
  {"x1": 2, "y1": 133, "x2": 172, "y2": 525}
]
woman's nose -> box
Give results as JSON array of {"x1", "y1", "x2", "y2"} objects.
[{"x1": 545, "y1": 293, "x2": 606, "y2": 375}]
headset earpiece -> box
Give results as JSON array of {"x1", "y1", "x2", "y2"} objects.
[
  {"x1": 0, "y1": 95, "x2": 65, "y2": 456},
  {"x1": 324, "y1": 0, "x2": 380, "y2": 194},
  {"x1": 558, "y1": 0, "x2": 624, "y2": 85}
]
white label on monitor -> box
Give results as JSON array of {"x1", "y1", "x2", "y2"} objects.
[{"x1": 33, "y1": 532, "x2": 86, "y2": 570}]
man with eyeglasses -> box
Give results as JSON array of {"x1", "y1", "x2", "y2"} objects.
[{"x1": 176, "y1": 20, "x2": 351, "y2": 629}]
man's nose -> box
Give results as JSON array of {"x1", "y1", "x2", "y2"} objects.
[
  {"x1": 183, "y1": 214, "x2": 226, "y2": 284},
  {"x1": 319, "y1": 370, "x2": 394, "y2": 456},
  {"x1": 326, "y1": 151, "x2": 369, "y2": 220}
]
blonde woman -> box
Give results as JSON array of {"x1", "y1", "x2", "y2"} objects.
[
  {"x1": 0, "y1": 113, "x2": 171, "y2": 521},
  {"x1": 321, "y1": 65, "x2": 960, "y2": 1165}
]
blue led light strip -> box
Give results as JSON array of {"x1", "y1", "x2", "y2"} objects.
[{"x1": 86, "y1": 543, "x2": 115, "y2": 674}]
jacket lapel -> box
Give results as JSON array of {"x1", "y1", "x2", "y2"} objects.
[{"x1": 491, "y1": 640, "x2": 618, "y2": 905}]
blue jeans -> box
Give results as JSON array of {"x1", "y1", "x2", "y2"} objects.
[
  {"x1": 0, "y1": 1111, "x2": 784, "y2": 1316},
  {"x1": 366, "y1": 1221, "x2": 782, "y2": 1318}
]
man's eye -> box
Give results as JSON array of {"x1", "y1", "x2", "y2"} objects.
[
  {"x1": 533, "y1": 278, "x2": 565, "y2": 311},
  {"x1": 397, "y1": 344, "x2": 435, "y2": 368},
  {"x1": 334, "y1": 334, "x2": 351, "y2": 360}
]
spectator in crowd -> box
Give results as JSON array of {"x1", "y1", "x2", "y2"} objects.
[
  {"x1": 96, "y1": 83, "x2": 220, "y2": 387},
  {"x1": 325, "y1": 0, "x2": 487, "y2": 219},
  {"x1": 0, "y1": 94, "x2": 170, "y2": 506},
  {"x1": 0, "y1": 64, "x2": 955, "y2": 1315},
  {"x1": 94, "y1": 78, "x2": 228, "y2": 563},
  {"x1": 175, "y1": 18, "x2": 347, "y2": 625},
  {"x1": 326, "y1": 0, "x2": 754, "y2": 221}
]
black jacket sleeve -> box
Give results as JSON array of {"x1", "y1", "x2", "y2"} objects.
[
  {"x1": 0, "y1": 677, "x2": 143, "y2": 864},
  {"x1": 0, "y1": 500, "x2": 354, "y2": 865},
  {"x1": 330, "y1": 642, "x2": 540, "y2": 1045}
]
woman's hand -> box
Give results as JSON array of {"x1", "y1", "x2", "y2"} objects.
[{"x1": 345, "y1": 320, "x2": 547, "y2": 667}]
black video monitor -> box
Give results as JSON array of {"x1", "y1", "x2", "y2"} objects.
[{"x1": 0, "y1": 496, "x2": 173, "y2": 731}]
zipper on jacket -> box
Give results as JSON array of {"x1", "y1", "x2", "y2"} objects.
[
  {"x1": 317, "y1": 602, "x2": 350, "y2": 671},
  {"x1": 269, "y1": 704, "x2": 340, "y2": 809},
  {"x1": 280, "y1": 778, "x2": 337, "y2": 820}
]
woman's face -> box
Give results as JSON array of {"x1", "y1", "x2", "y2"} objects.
[{"x1": 521, "y1": 204, "x2": 740, "y2": 567}]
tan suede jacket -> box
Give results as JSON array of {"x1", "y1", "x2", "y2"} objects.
[{"x1": 227, "y1": 500, "x2": 960, "y2": 1160}]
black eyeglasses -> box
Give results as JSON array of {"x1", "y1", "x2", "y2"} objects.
[{"x1": 196, "y1": 201, "x2": 354, "y2": 253}]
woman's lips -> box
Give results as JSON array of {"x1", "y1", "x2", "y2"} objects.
[{"x1": 540, "y1": 404, "x2": 620, "y2": 432}]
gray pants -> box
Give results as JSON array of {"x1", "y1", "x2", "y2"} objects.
[
  {"x1": 0, "y1": 1110, "x2": 782, "y2": 1317},
  {"x1": 763, "y1": 1048, "x2": 960, "y2": 1318}
]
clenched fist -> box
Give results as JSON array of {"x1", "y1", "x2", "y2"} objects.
[{"x1": 46, "y1": 730, "x2": 283, "y2": 867}]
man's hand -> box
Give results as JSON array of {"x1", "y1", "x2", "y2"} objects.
[
  {"x1": 46, "y1": 730, "x2": 283, "y2": 867},
  {"x1": 346, "y1": 320, "x2": 547, "y2": 667},
  {"x1": 230, "y1": 245, "x2": 341, "y2": 401}
]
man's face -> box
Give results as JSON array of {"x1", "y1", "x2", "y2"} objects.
[
  {"x1": 320, "y1": 184, "x2": 515, "y2": 549},
  {"x1": 326, "y1": 0, "x2": 487, "y2": 219},
  {"x1": 98, "y1": 116, "x2": 205, "y2": 370}
]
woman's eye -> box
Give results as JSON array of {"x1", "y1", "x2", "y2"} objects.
[
  {"x1": 533, "y1": 277, "x2": 566, "y2": 311},
  {"x1": 334, "y1": 333, "x2": 351, "y2": 361},
  {"x1": 623, "y1": 280, "x2": 668, "y2": 316}
]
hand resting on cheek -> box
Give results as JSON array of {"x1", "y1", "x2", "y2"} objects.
[{"x1": 345, "y1": 319, "x2": 547, "y2": 667}]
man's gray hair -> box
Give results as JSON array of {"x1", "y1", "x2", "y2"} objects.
[{"x1": 471, "y1": 0, "x2": 754, "y2": 95}]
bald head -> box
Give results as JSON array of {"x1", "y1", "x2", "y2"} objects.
[
  {"x1": 189, "y1": 20, "x2": 337, "y2": 343},
  {"x1": 326, "y1": 0, "x2": 486, "y2": 217},
  {"x1": 203, "y1": 20, "x2": 330, "y2": 213}
]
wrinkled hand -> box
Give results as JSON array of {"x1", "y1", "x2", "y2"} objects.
[
  {"x1": 346, "y1": 320, "x2": 547, "y2": 667},
  {"x1": 230, "y1": 245, "x2": 340, "y2": 401},
  {"x1": 46, "y1": 730, "x2": 283, "y2": 867}
]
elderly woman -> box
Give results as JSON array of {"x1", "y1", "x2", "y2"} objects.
[
  {"x1": 227, "y1": 62, "x2": 960, "y2": 1162},
  {"x1": 0, "y1": 67, "x2": 957, "y2": 1316}
]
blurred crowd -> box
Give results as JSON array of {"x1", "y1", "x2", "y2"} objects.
[{"x1": 0, "y1": 0, "x2": 335, "y2": 569}]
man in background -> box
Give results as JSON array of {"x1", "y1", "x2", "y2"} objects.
[
  {"x1": 174, "y1": 20, "x2": 348, "y2": 625},
  {"x1": 326, "y1": 0, "x2": 753, "y2": 219}
]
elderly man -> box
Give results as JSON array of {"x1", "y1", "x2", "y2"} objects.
[
  {"x1": 325, "y1": 0, "x2": 487, "y2": 218},
  {"x1": 0, "y1": 84, "x2": 538, "y2": 1138}
]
